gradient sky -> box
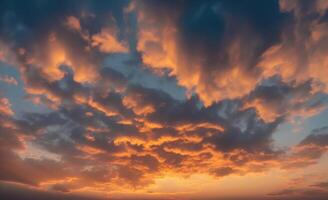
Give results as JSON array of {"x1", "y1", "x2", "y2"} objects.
[{"x1": 0, "y1": 0, "x2": 328, "y2": 200}]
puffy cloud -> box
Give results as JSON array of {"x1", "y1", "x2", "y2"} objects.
[
  {"x1": 134, "y1": 0, "x2": 286, "y2": 105},
  {"x1": 243, "y1": 76, "x2": 328, "y2": 122},
  {"x1": 133, "y1": 0, "x2": 328, "y2": 116},
  {"x1": 260, "y1": 0, "x2": 328, "y2": 92}
]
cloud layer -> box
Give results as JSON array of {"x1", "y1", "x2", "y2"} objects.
[{"x1": 0, "y1": 0, "x2": 328, "y2": 199}]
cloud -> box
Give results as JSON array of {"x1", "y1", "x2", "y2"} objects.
[
  {"x1": 260, "y1": 0, "x2": 328, "y2": 93},
  {"x1": 0, "y1": 82, "x2": 291, "y2": 189},
  {"x1": 134, "y1": 0, "x2": 287, "y2": 105},
  {"x1": 268, "y1": 187, "x2": 328, "y2": 199},
  {"x1": 243, "y1": 76, "x2": 328, "y2": 122},
  {"x1": 282, "y1": 126, "x2": 328, "y2": 169},
  {"x1": 0, "y1": 97, "x2": 14, "y2": 116},
  {"x1": 65, "y1": 16, "x2": 82, "y2": 32},
  {"x1": 311, "y1": 181, "x2": 328, "y2": 189},
  {"x1": 299, "y1": 126, "x2": 328, "y2": 146},
  {"x1": 133, "y1": 0, "x2": 328, "y2": 113},
  {"x1": 0, "y1": 181, "x2": 107, "y2": 200},
  {"x1": 91, "y1": 28, "x2": 128, "y2": 53},
  {"x1": 0, "y1": 75, "x2": 18, "y2": 85},
  {"x1": 211, "y1": 167, "x2": 238, "y2": 177}
]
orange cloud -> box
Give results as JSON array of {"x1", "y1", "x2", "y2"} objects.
[
  {"x1": 0, "y1": 98, "x2": 14, "y2": 116},
  {"x1": 260, "y1": 1, "x2": 328, "y2": 93},
  {"x1": 137, "y1": 17, "x2": 179, "y2": 73},
  {"x1": 91, "y1": 28, "x2": 128, "y2": 53},
  {"x1": 65, "y1": 16, "x2": 81, "y2": 32},
  {"x1": 135, "y1": 4, "x2": 262, "y2": 106},
  {"x1": 122, "y1": 93, "x2": 155, "y2": 116},
  {"x1": 134, "y1": 0, "x2": 328, "y2": 113},
  {"x1": 25, "y1": 33, "x2": 99, "y2": 83}
]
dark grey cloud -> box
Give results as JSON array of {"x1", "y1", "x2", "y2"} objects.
[
  {"x1": 268, "y1": 187, "x2": 328, "y2": 200},
  {"x1": 244, "y1": 76, "x2": 328, "y2": 121},
  {"x1": 311, "y1": 181, "x2": 328, "y2": 189},
  {"x1": 178, "y1": 0, "x2": 286, "y2": 69},
  {"x1": 0, "y1": 182, "x2": 107, "y2": 200},
  {"x1": 282, "y1": 126, "x2": 328, "y2": 169},
  {"x1": 205, "y1": 107, "x2": 284, "y2": 153},
  {"x1": 130, "y1": 154, "x2": 160, "y2": 172},
  {"x1": 299, "y1": 126, "x2": 328, "y2": 146},
  {"x1": 211, "y1": 167, "x2": 237, "y2": 177},
  {"x1": 0, "y1": 0, "x2": 129, "y2": 45}
]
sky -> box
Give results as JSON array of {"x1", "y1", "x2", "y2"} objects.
[{"x1": 0, "y1": 0, "x2": 328, "y2": 200}]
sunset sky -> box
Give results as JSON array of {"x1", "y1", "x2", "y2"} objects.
[{"x1": 1, "y1": 0, "x2": 328, "y2": 200}]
